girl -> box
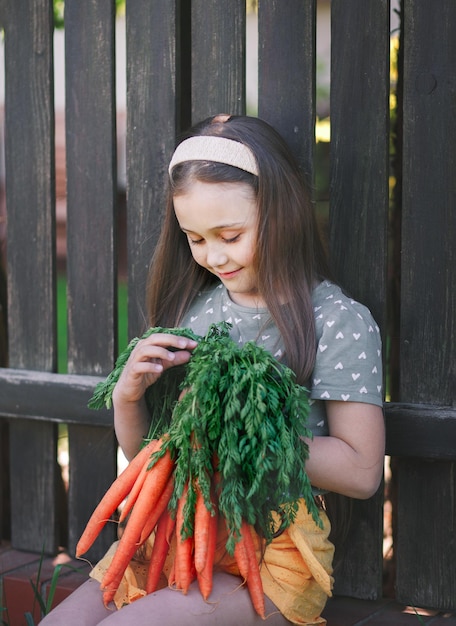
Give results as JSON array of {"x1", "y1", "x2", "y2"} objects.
[{"x1": 41, "y1": 114, "x2": 384, "y2": 625}]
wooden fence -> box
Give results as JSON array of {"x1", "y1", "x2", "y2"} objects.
[{"x1": 0, "y1": 0, "x2": 455, "y2": 611}]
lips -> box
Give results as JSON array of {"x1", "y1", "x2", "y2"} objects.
[{"x1": 218, "y1": 269, "x2": 241, "y2": 280}]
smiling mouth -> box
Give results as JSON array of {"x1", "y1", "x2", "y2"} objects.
[{"x1": 218, "y1": 269, "x2": 240, "y2": 280}]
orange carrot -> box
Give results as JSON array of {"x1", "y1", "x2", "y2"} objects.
[
  {"x1": 167, "y1": 556, "x2": 176, "y2": 587},
  {"x1": 119, "y1": 437, "x2": 165, "y2": 523},
  {"x1": 145, "y1": 508, "x2": 174, "y2": 594},
  {"x1": 75, "y1": 439, "x2": 158, "y2": 558},
  {"x1": 101, "y1": 448, "x2": 174, "y2": 603},
  {"x1": 196, "y1": 494, "x2": 218, "y2": 600},
  {"x1": 138, "y1": 474, "x2": 174, "y2": 545},
  {"x1": 194, "y1": 481, "x2": 212, "y2": 574},
  {"x1": 118, "y1": 460, "x2": 149, "y2": 523},
  {"x1": 173, "y1": 482, "x2": 194, "y2": 594},
  {"x1": 241, "y1": 520, "x2": 265, "y2": 619},
  {"x1": 233, "y1": 527, "x2": 249, "y2": 581},
  {"x1": 165, "y1": 508, "x2": 176, "y2": 544}
]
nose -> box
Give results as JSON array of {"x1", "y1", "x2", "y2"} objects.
[{"x1": 206, "y1": 242, "x2": 228, "y2": 268}]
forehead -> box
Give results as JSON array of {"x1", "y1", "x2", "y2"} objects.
[{"x1": 173, "y1": 180, "x2": 258, "y2": 227}]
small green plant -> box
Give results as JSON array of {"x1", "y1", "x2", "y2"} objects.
[
  {"x1": 21, "y1": 547, "x2": 80, "y2": 625},
  {"x1": 25, "y1": 552, "x2": 56, "y2": 622}
]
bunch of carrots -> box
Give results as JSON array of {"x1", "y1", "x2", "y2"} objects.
[
  {"x1": 80, "y1": 322, "x2": 321, "y2": 618},
  {"x1": 76, "y1": 437, "x2": 266, "y2": 616}
]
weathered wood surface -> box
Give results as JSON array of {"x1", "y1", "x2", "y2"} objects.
[
  {"x1": 258, "y1": 0, "x2": 316, "y2": 179},
  {"x1": 0, "y1": 267, "x2": 7, "y2": 543},
  {"x1": 0, "y1": 369, "x2": 109, "y2": 425},
  {"x1": 385, "y1": 404, "x2": 456, "y2": 460},
  {"x1": 65, "y1": 0, "x2": 117, "y2": 375},
  {"x1": 0, "y1": 421, "x2": 10, "y2": 542},
  {"x1": 328, "y1": 0, "x2": 390, "y2": 600},
  {"x1": 396, "y1": 459, "x2": 456, "y2": 611},
  {"x1": 2, "y1": 370, "x2": 455, "y2": 460},
  {"x1": 3, "y1": 0, "x2": 59, "y2": 554},
  {"x1": 396, "y1": 0, "x2": 456, "y2": 610},
  {"x1": 191, "y1": 0, "x2": 246, "y2": 123},
  {"x1": 64, "y1": 0, "x2": 118, "y2": 558},
  {"x1": 125, "y1": 0, "x2": 180, "y2": 337}
]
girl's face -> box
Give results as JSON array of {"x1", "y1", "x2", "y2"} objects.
[{"x1": 173, "y1": 180, "x2": 264, "y2": 307}]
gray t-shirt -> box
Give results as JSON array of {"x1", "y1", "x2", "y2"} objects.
[{"x1": 180, "y1": 280, "x2": 383, "y2": 438}]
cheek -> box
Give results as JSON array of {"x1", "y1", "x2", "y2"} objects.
[
  {"x1": 240, "y1": 234, "x2": 257, "y2": 265},
  {"x1": 188, "y1": 245, "x2": 206, "y2": 266}
]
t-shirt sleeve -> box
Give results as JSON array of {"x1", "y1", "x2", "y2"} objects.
[{"x1": 310, "y1": 297, "x2": 383, "y2": 407}]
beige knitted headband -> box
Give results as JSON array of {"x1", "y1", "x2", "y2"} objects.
[{"x1": 168, "y1": 136, "x2": 259, "y2": 176}]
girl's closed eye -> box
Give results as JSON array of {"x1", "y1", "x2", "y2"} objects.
[
  {"x1": 187, "y1": 233, "x2": 240, "y2": 245},
  {"x1": 188, "y1": 236, "x2": 204, "y2": 245},
  {"x1": 223, "y1": 234, "x2": 240, "y2": 243}
]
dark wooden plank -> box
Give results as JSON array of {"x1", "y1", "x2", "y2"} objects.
[
  {"x1": 0, "y1": 369, "x2": 110, "y2": 426},
  {"x1": 328, "y1": 0, "x2": 390, "y2": 600},
  {"x1": 191, "y1": 0, "x2": 246, "y2": 123},
  {"x1": 0, "y1": 261, "x2": 6, "y2": 368},
  {"x1": 68, "y1": 426, "x2": 117, "y2": 561},
  {"x1": 64, "y1": 0, "x2": 118, "y2": 557},
  {"x1": 3, "y1": 370, "x2": 456, "y2": 461},
  {"x1": 329, "y1": 482, "x2": 384, "y2": 601},
  {"x1": 322, "y1": 596, "x2": 456, "y2": 623},
  {"x1": 258, "y1": 0, "x2": 316, "y2": 179},
  {"x1": 3, "y1": 0, "x2": 58, "y2": 553},
  {"x1": 9, "y1": 419, "x2": 60, "y2": 554},
  {"x1": 65, "y1": 0, "x2": 117, "y2": 373},
  {"x1": 126, "y1": 0, "x2": 179, "y2": 336},
  {"x1": 0, "y1": 267, "x2": 7, "y2": 542},
  {"x1": 3, "y1": 370, "x2": 456, "y2": 459},
  {"x1": 0, "y1": 420, "x2": 10, "y2": 542},
  {"x1": 396, "y1": 459, "x2": 456, "y2": 612},
  {"x1": 330, "y1": 0, "x2": 390, "y2": 324},
  {"x1": 4, "y1": 0, "x2": 56, "y2": 369},
  {"x1": 385, "y1": 403, "x2": 456, "y2": 460},
  {"x1": 396, "y1": 0, "x2": 456, "y2": 610},
  {"x1": 400, "y1": 2, "x2": 456, "y2": 406}
]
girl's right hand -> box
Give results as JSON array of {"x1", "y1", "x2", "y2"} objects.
[{"x1": 112, "y1": 333, "x2": 198, "y2": 407}]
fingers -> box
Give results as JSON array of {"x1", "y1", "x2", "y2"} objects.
[
  {"x1": 113, "y1": 334, "x2": 198, "y2": 404},
  {"x1": 133, "y1": 334, "x2": 198, "y2": 372}
]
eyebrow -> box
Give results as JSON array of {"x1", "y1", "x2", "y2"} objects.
[{"x1": 180, "y1": 222, "x2": 245, "y2": 233}]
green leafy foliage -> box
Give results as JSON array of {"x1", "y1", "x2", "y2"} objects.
[{"x1": 89, "y1": 322, "x2": 321, "y2": 555}]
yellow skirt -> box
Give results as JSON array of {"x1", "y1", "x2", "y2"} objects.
[{"x1": 90, "y1": 499, "x2": 334, "y2": 625}]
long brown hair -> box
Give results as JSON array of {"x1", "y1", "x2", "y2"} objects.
[{"x1": 146, "y1": 114, "x2": 331, "y2": 385}]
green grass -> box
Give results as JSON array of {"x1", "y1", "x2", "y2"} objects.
[{"x1": 57, "y1": 275, "x2": 128, "y2": 373}]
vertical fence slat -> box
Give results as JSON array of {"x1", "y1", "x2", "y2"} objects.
[
  {"x1": 400, "y1": 4, "x2": 456, "y2": 404},
  {"x1": 397, "y1": 0, "x2": 456, "y2": 610},
  {"x1": 65, "y1": 0, "x2": 118, "y2": 373},
  {"x1": 191, "y1": 0, "x2": 246, "y2": 124},
  {"x1": 4, "y1": 1, "x2": 56, "y2": 369},
  {"x1": 329, "y1": 0, "x2": 390, "y2": 599},
  {"x1": 397, "y1": 458, "x2": 455, "y2": 610},
  {"x1": 4, "y1": 0, "x2": 59, "y2": 553},
  {"x1": 258, "y1": 0, "x2": 316, "y2": 180},
  {"x1": 126, "y1": 0, "x2": 179, "y2": 336},
  {"x1": 64, "y1": 0, "x2": 118, "y2": 558},
  {"x1": 330, "y1": 1, "x2": 390, "y2": 323},
  {"x1": 0, "y1": 420, "x2": 9, "y2": 542}
]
